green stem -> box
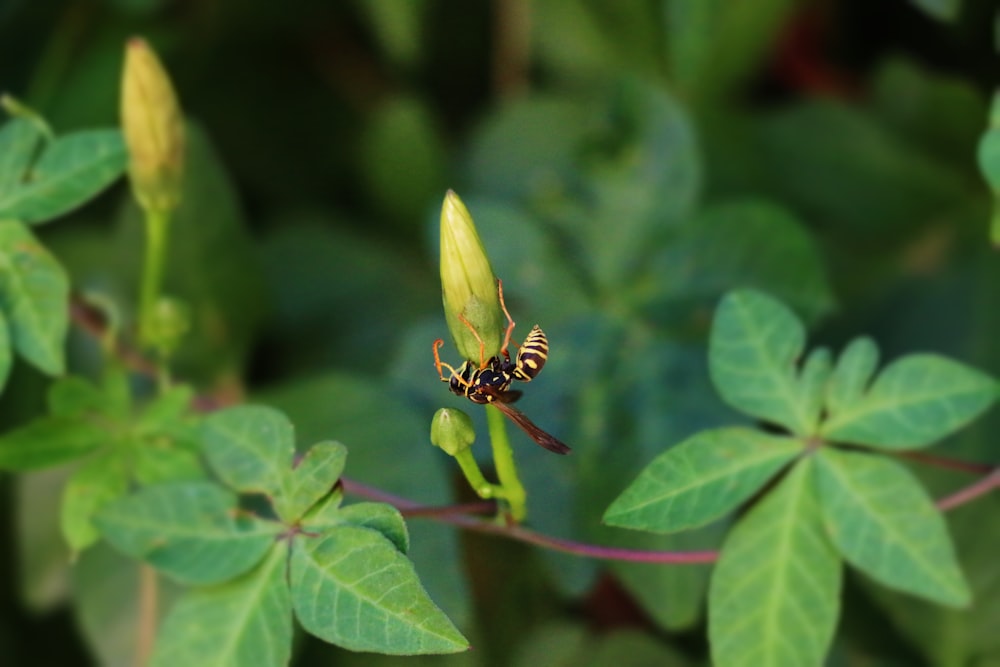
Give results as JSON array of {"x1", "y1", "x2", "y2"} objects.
[
  {"x1": 486, "y1": 405, "x2": 526, "y2": 522},
  {"x1": 139, "y1": 207, "x2": 171, "y2": 388},
  {"x1": 454, "y1": 449, "x2": 504, "y2": 500}
]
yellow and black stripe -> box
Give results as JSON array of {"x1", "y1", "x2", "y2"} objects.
[{"x1": 513, "y1": 325, "x2": 548, "y2": 382}]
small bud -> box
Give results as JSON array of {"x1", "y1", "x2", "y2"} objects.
[
  {"x1": 430, "y1": 408, "x2": 476, "y2": 456},
  {"x1": 144, "y1": 295, "x2": 190, "y2": 356},
  {"x1": 439, "y1": 190, "x2": 504, "y2": 361},
  {"x1": 121, "y1": 37, "x2": 185, "y2": 213}
]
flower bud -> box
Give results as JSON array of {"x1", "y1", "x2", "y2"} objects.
[
  {"x1": 430, "y1": 408, "x2": 476, "y2": 456},
  {"x1": 439, "y1": 190, "x2": 503, "y2": 362},
  {"x1": 144, "y1": 295, "x2": 190, "y2": 356},
  {"x1": 121, "y1": 37, "x2": 185, "y2": 212}
]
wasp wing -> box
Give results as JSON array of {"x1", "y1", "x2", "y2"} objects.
[{"x1": 490, "y1": 400, "x2": 571, "y2": 455}]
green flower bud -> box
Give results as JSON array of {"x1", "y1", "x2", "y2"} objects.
[
  {"x1": 144, "y1": 295, "x2": 190, "y2": 356},
  {"x1": 430, "y1": 407, "x2": 476, "y2": 456},
  {"x1": 121, "y1": 37, "x2": 185, "y2": 213},
  {"x1": 439, "y1": 190, "x2": 503, "y2": 362}
]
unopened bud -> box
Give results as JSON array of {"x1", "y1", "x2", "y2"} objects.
[
  {"x1": 145, "y1": 295, "x2": 190, "y2": 356},
  {"x1": 430, "y1": 408, "x2": 476, "y2": 456},
  {"x1": 439, "y1": 190, "x2": 503, "y2": 362},
  {"x1": 121, "y1": 37, "x2": 185, "y2": 212}
]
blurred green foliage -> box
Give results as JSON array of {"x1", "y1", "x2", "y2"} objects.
[{"x1": 1, "y1": 0, "x2": 999, "y2": 665}]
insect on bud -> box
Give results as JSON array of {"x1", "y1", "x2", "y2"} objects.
[
  {"x1": 430, "y1": 408, "x2": 476, "y2": 456},
  {"x1": 121, "y1": 37, "x2": 185, "y2": 213},
  {"x1": 439, "y1": 190, "x2": 504, "y2": 363}
]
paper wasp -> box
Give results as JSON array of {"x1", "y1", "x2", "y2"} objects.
[{"x1": 433, "y1": 281, "x2": 570, "y2": 455}]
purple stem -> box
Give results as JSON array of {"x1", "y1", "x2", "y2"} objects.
[{"x1": 340, "y1": 477, "x2": 717, "y2": 564}]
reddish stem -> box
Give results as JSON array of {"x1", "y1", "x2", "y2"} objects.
[
  {"x1": 936, "y1": 469, "x2": 1000, "y2": 511},
  {"x1": 340, "y1": 478, "x2": 718, "y2": 564},
  {"x1": 898, "y1": 450, "x2": 994, "y2": 475}
]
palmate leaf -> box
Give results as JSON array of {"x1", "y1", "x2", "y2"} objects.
[
  {"x1": 95, "y1": 481, "x2": 281, "y2": 585},
  {"x1": 290, "y1": 525, "x2": 468, "y2": 655},
  {"x1": 274, "y1": 441, "x2": 346, "y2": 523},
  {"x1": 815, "y1": 448, "x2": 970, "y2": 606},
  {"x1": 202, "y1": 405, "x2": 348, "y2": 522},
  {"x1": 200, "y1": 405, "x2": 294, "y2": 496},
  {"x1": 709, "y1": 458, "x2": 841, "y2": 667},
  {"x1": 0, "y1": 220, "x2": 69, "y2": 374},
  {"x1": 603, "y1": 427, "x2": 802, "y2": 533},
  {"x1": 304, "y1": 497, "x2": 410, "y2": 554},
  {"x1": 820, "y1": 344, "x2": 996, "y2": 450},
  {"x1": 709, "y1": 289, "x2": 822, "y2": 435},
  {"x1": 0, "y1": 129, "x2": 127, "y2": 225},
  {"x1": 151, "y1": 545, "x2": 292, "y2": 667}
]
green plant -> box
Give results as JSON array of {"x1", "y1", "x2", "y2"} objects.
[{"x1": 2, "y1": 3, "x2": 1000, "y2": 667}]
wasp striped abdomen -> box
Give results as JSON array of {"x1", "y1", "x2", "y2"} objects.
[{"x1": 512, "y1": 325, "x2": 548, "y2": 382}]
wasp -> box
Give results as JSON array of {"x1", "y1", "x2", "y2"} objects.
[{"x1": 433, "y1": 281, "x2": 570, "y2": 455}]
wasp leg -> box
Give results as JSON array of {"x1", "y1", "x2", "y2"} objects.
[
  {"x1": 433, "y1": 339, "x2": 463, "y2": 383},
  {"x1": 497, "y1": 278, "x2": 517, "y2": 361},
  {"x1": 457, "y1": 312, "x2": 490, "y2": 369}
]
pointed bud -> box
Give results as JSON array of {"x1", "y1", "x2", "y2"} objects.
[
  {"x1": 439, "y1": 190, "x2": 503, "y2": 362},
  {"x1": 430, "y1": 408, "x2": 476, "y2": 456},
  {"x1": 121, "y1": 37, "x2": 185, "y2": 212}
]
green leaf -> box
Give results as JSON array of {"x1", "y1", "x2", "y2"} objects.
[
  {"x1": 709, "y1": 459, "x2": 841, "y2": 667},
  {"x1": 47, "y1": 375, "x2": 108, "y2": 417},
  {"x1": 861, "y1": 494, "x2": 1000, "y2": 666},
  {"x1": 0, "y1": 129, "x2": 127, "y2": 224},
  {"x1": 603, "y1": 427, "x2": 802, "y2": 533},
  {"x1": 0, "y1": 415, "x2": 105, "y2": 470},
  {"x1": 137, "y1": 384, "x2": 196, "y2": 430},
  {"x1": 338, "y1": 503, "x2": 409, "y2": 554},
  {"x1": 820, "y1": 354, "x2": 996, "y2": 449},
  {"x1": 260, "y1": 372, "x2": 471, "y2": 626},
  {"x1": 60, "y1": 454, "x2": 129, "y2": 553},
  {"x1": 800, "y1": 347, "x2": 832, "y2": 428},
  {"x1": 0, "y1": 220, "x2": 69, "y2": 374},
  {"x1": 290, "y1": 526, "x2": 468, "y2": 654},
  {"x1": 0, "y1": 309, "x2": 11, "y2": 392},
  {"x1": 151, "y1": 544, "x2": 292, "y2": 667},
  {"x1": 200, "y1": 405, "x2": 294, "y2": 497},
  {"x1": 133, "y1": 442, "x2": 205, "y2": 485},
  {"x1": 709, "y1": 289, "x2": 817, "y2": 434},
  {"x1": 274, "y1": 441, "x2": 347, "y2": 523},
  {"x1": 815, "y1": 448, "x2": 970, "y2": 606},
  {"x1": 99, "y1": 364, "x2": 132, "y2": 420},
  {"x1": 95, "y1": 481, "x2": 281, "y2": 585},
  {"x1": 824, "y1": 337, "x2": 879, "y2": 417},
  {"x1": 0, "y1": 119, "x2": 43, "y2": 199}
]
